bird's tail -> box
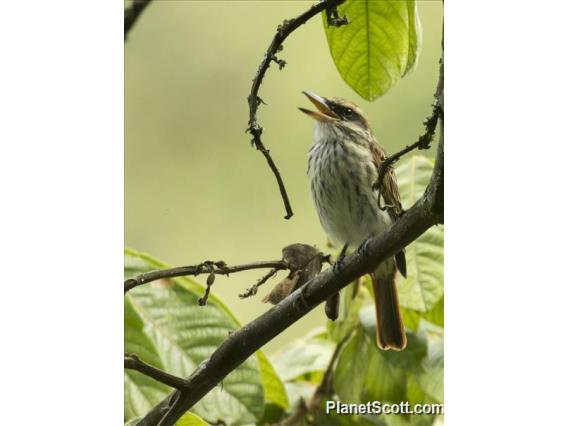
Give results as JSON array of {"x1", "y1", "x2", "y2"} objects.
[{"x1": 371, "y1": 271, "x2": 407, "y2": 350}]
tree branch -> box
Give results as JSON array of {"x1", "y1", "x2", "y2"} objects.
[
  {"x1": 125, "y1": 353, "x2": 188, "y2": 390},
  {"x1": 124, "y1": 0, "x2": 152, "y2": 40},
  {"x1": 124, "y1": 259, "x2": 288, "y2": 294},
  {"x1": 238, "y1": 268, "x2": 279, "y2": 299},
  {"x1": 137, "y1": 130, "x2": 443, "y2": 425},
  {"x1": 374, "y1": 53, "x2": 445, "y2": 207},
  {"x1": 246, "y1": 0, "x2": 346, "y2": 220}
]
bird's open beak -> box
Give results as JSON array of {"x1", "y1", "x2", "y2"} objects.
[{"x1": 299, "y1": 91, "x2": 339, "y2": 122}]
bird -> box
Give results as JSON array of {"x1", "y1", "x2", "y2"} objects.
[{"x1": 299, "y1": 91, "x2": 407, "y2": 350}]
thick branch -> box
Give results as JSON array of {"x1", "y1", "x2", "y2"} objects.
[
  {"x1": 246, "y1": 0, "x2": 346, "y2": 220},
  {"x1": 124, "y1": 259, "x2": 287, "y2": 294},
  {"x1": 124, "y1": 0, "x2": 152, "y2": 39},
  {"x1": 125, "y1": 353, "x2": 188, "y2": 390},
  {"x1": 138, "y1": 141, "x2": 443, "y2": 425}
]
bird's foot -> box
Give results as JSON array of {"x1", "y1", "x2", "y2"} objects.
[
  {"x1": 379, "y1": 203, "x2": 396, "y2": 211},
  {"x1": 357, "y1": 234, "x2": 375, "y2": 256},
  {"x1": 333, "y1": 242, "x2": 349, "y2": 273}
]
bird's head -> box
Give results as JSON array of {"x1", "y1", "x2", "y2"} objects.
[{"x1": 299, "y1": 91, "x2": 371, "y2": 136}]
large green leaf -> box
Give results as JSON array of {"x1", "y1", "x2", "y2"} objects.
[
  {"x1": 124, "y1": 248, "x2": 266, "y2": 425},
  {"x1": 282, "y1": 381, "x2": 317, "y2": 412},
  {"x1": 395, "y1": 155, "x2": 444, "y2": 313},
  {"x1": 323, "y1": 0, "x2": 422, "y2": 100},
  {"x1": 257, "y1": 350, "x2": 289, "y2": 423},
  {"x1": 328, "y1": 278, "x2": 370, "y2": 342},
  {"x1": 402, "y1": 296, "x2": 444, "y2": 331},
  {"x1": 335, "y1": 327, "x2": 407, "y2": 404},
  {"x1": 334, "y1": 328, "x2": 370, "y2": 403},
  {"x1": 271, "y1": 334, "x2": 335, "y2": 383},
  {"x1": 334, "y1": 313, "x2": 442, "y2": 421},
  {"x1": 124, "y1": 298, "x2": 170, "y2": 420},
  {"x1": 175, "y1": 412, "x2": 209, "y2": 426},
  {"x1": 414, "y1": 321, "x2": 444, "y2": 403},
  {"x1": 358, "y1": 306, "x2": 428, "y2": 375}
]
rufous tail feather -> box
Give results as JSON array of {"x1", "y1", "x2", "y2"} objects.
[{"x1": 371, "y1": 272, "x2": 407, "y2": 350}]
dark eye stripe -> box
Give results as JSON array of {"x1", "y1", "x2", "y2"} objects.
[{"x1": 330, "y1": 104, "x2": 356, "y2": 120}]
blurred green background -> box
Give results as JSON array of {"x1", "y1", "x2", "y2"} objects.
[{"x1": 125, "y1": 0, "x2": 443, "y2": 354}]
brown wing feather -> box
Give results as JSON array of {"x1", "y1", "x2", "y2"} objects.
[
  {"x1": 369, "y1": 139, "x2": 403, "y2": 220},
  {"x1": 369, "y1": 138, "x2": 407, "y2": 277}
]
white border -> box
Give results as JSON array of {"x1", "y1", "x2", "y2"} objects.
[{"x1": 0, "y1": 1, "x2": 123, "y2": 424}]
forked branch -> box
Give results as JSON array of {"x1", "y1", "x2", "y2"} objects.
[
  {"x1": 246, "y1": 0, "x2": 347, "y2": 219},
  {"x1": 124, "y1": 259, "x2": 287, "y2": 294},
  {"x1": 374, "y1": 54, "x2": 445, "y2": 209}
]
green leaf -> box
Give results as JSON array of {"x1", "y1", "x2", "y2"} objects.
[
  {"x1": 257, "y1": 350, "x2": 289, "y2": 412},
  {"x1": 175, "y1": 412, "x2": 209, "y2": 426},
  {"x1": 414, "y1": 321, "x2": 444, "y2": 403},
  {"x1": 271, "y1": 335, "x2": 335, "y2": 383},
  {"x1": 362, "y1": 336, "x2": 408, "y2": 403},
  {"x1": 328, "y1": 279, "x2": 370, "y2": 342},
  {"x1": 283, "y1": 381, "x2": 317, "y2": 411},
  {"x1": 402, "y1": 296, "x2": 444, "y2": 331},
  {"x1": 124, "y1": 248, "x2": 264, "y2": 425},
  {"x1": 395, "y1": 156, "x2": 444, "y2": 313},
  {"x1": 334, "y1": 328, "x2": 369, "y2": 403},
  {"x1": 335, "y1": 327, "x2": 406, "y2": 404},
  {"x1": 323, "y1": 0, "x2": 422, "y2": 100},
  {"x1": 124, "y1": 298, "x2": 170, "y2": 420},
  {"x1": 359, "y1": 306, "x2": 428, "y2": 374}
]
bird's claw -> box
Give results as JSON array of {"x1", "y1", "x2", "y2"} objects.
[
  {"x1": 357, "y1": 234, "x2": 374, "y2": 256},
  {"x1": 332, "y1": 258, "x2": 344, "y2": 273},
  {"x1": 333, "y1": 243, "x2": 349, "y2": 273}
]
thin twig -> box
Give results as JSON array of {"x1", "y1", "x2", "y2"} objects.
[
  {"x1": 124, "y1": 0, "x2": 152, "y2": 39},
  {"x1": 247, "y1": 0, "x2": 347, "y2": 220},
  {"x1": 373, "y1": 56, "x2": 444, "y2": 205},
  {"x1": 124, "y1": 259, "x2": 287, "y2": 294},
  {"x1": 125, "y1": 353, "x2": 188, "y2": 390},
  {"x1": 240, "y1": 249, "x2": 331, "y2": 300},
  {"x1": 239, "y1": 268, "x2": 279, "y2": 299},
  {"x1": 197, "y1": 270, "x2": 215, "y2": 305}
]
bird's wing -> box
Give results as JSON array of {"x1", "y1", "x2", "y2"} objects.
[
  {"x1": 369, "y1": 140, "x2": 404, "y2": 220},
  {"x1": 370, "y1": 139, "x2": 407, "y2": 278}
]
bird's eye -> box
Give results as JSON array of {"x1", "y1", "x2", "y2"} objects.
[{"x1": 344, "y1": 108, "x2": 353, "y2": 118}]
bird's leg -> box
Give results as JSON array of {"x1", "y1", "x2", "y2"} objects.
[{"x1": 333, "y1": 242, "x2": 350, "y2": 273}]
